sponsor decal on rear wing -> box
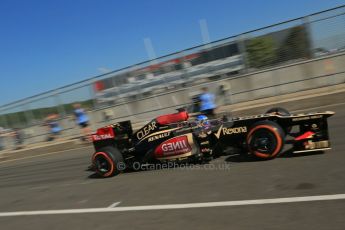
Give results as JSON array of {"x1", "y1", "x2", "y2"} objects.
[{"x1": 92, "y1": 127, "x2": 115, "y2": 141}]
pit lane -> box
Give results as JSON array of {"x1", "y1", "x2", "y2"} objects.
[{"x1": 0, "y1": 98, "x2": 345, "y2": 230}]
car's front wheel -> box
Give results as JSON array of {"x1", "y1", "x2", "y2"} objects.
[
  {"x1": 247, "y1": 121, "x2": 285, "y2": 159},
  {"x1": 265, "y1": 107, "x2": 290, "y2": 116},
  {"x1": 265, "y1": 107, "x2": 292, "y2": 134}
]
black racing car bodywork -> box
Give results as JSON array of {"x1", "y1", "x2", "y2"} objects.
[{"x1": 91, "y1": 108, "x2": 334, "y2": 177}]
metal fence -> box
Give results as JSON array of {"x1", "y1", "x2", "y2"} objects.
[{"x1": 0, "y1": 5, "x2": 344, "y2": 148}]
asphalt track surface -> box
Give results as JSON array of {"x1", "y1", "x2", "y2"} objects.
[{"x1": 0, "y1": 99, "x2": 345, "y2": 229}]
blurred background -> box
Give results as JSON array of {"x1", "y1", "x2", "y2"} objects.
[{"x1": 0, "y1": 3, "x2": 344, "y2": 150}]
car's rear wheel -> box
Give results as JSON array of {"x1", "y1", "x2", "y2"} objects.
[
  {"x1": 92, "y1": 146, "x2": 124, "y2": 178},
  {"x1": 247, "y1": 121, "x2": 285, "y2": 159}
]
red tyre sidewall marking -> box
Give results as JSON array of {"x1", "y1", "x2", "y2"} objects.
[
  {"x1": 92, "y1": 152, "x2": 115, "y2": 177},
  {"x1": 247, "y1": 125, "x2": 283, "y2": 159}
]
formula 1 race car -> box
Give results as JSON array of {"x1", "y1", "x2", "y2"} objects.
[{"x1": 91, "y1": 108, "x2": 334, "y2": 177}]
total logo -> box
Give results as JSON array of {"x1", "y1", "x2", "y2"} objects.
[
  {"x1": 92, "y1": 134, "x2": 114, "y2": 141},
  {"x1": 155, "y1": 136, "x2": 192, "y2": 157},
  {"x1": 92, "y1": 127, "x2": 115, "y2": 141}
]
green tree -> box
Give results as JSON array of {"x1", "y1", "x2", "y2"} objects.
[{"x1": 246, "y1": 36, "x2": 276, "y2": 68}]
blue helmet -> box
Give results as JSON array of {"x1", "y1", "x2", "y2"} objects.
[
  {"x1": 196, "y1": 115, "x2": 210, "y2": 127},
  {"x1": 196, "y1": 115, "x2": 208, "y2": 121}
]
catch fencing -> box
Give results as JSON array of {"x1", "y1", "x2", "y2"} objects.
[{"x1": 0, "y1": 5, "x2": 344, "y2": 148}]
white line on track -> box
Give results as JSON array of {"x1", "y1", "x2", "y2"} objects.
[
  {"x1": 1, "y1": 194, "x2": 345, "y2": 217},
  {"x1": 108, "y1": 202, "x2": 121, "y2": 208}
]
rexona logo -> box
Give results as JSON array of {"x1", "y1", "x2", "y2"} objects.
[
  {"x1": 222, "y1": 126, "x2": 247, "y2": 135},
  {"x1": 155, "y1": 136, "x2": 192, "y2": 157},
  {"x1": 136, "y1": 121, "x2": 157, "y2": 140},
  {"x1": 215, "y1": 125, "x2": 248, "y2": 139}
]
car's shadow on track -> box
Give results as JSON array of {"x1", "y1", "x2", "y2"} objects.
[
  {"x1": 279, "y1": 148, "x2": 325, "y2": 158},
  {"x1": 86, "y1": 148, "x2": 327, "y2": 178},
  {"x1": 225, "y1": 153, "x2": 265, "y2": 163},
  {"x1": 86, "y1": 167, "x2": 142, "y2": 179},
  {"x1": 88, "y1": 173, "x2": 101, "y2": 179},
  {"x1": 225, "y1": 148, "x2": 325, "y2": 163},
  {"x1": 86, "y1": 161, "x2": 214, "y2": 179},
  {"x1": 222, "y1": 147, "x2": 264, "y2": 163}
]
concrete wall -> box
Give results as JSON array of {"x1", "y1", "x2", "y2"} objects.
[{"x1": 89, "y1": 53, "x2": 345, "y2": 126}]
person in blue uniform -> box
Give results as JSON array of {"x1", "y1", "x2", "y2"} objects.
[
  {"x1": 73, "y1": 103, "x2": 92, "y2": 141},
  {"x1": 45, "y1": 113, "x2": 61, "y2": 141},
  {"x1": 199, "y1": 87, "x2": 216, "y2": 118}
]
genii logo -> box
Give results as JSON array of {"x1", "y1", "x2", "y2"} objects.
[{"x1": 154, "y1": 136, "x2": 192, "y2": 157}]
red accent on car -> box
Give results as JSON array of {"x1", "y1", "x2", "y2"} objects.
[
  {"x1": 92, "y1": 127, "x2": 115, "y2": 142},
  {"x1": 154, "y1": 136, "x2": 192, "y2": 158},
  {"x1": 156, "y1": 111, "x2": 189, "y2": 125},
  {"x1": 295, "y1": 131, "x2": 315, "y2": 141}
]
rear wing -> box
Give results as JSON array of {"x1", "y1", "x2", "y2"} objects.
[{"x1": 92, "y1": 120, "x2": 133, "y2": 150}]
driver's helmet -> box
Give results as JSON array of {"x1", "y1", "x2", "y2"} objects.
[
  {"x1": 196, "y1": 115, "x2": 209, "y2": 126},
  {"x1": 196, "y1": 114, "x2": 208, "y2": 121}
]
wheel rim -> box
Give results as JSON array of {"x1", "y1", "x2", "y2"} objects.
[
  {"x1": 249, "y1": 130, "x2": 278, "y2": 156},
  {"x1": 95, "y1": 155, "x2": 111, "y2": 174},
  {"x1": 92, "y1": 152, "x2": 115, "y2": 177}
]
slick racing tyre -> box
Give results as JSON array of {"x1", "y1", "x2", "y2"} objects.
[
  {"x1": 266, "y1": 107, "x2": 292, "y2": 134},
  {"x1": 247, "y1": 121, "x2": 285, "y2": 159},
  {"x1": 92, "y1": 146, "x2": 125, "y2": 178},
  {"x1": 265, "y1": 107, "x2": 290, "y2": 116}
]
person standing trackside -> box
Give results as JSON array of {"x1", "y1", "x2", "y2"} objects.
[
  {"x1": 44, "y1": 113, "x2": 62, "y2": 141},
  {"x1": 0, "y1": 127, "x2": 5, "y2": 151},
  {"x1": 199, "y1": 87, "x2": 216, "y2": 118},
  {"x1": 73, "y1": 103, "x2": 92, "y2": 142},
  {"x1": 12, "y1": 128, "x2": 24, "y2": 150}
]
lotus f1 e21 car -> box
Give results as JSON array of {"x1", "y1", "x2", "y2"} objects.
[{"x1": 91, "y1": 108, "x2": 334, "y2": 177}]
